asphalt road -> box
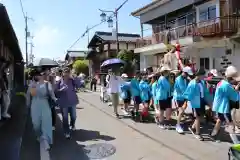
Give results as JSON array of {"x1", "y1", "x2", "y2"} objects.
[{"x1": 19, "y1": 91, "x2": 233, "y2": 160}]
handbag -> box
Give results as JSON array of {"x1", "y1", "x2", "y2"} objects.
[{"x1": 45, "y1": 82, "x2": 56, "y2": 108}]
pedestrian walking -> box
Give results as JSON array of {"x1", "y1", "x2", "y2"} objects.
[
  {"x1": 156, "y1": 66, "x2": 172, "y2": 129},
  {"x1": 108, "y1": 71, "x2": 125, "y2": 118},
  {"x1": 55, "y1": 67, "x2": 79, "y2": 139},
  {"x1": 183, "y1": 68, "x2": 212, "y2": 141},
  {"x1": 130, "y1": 71, "x2": 141, "y2": 119},
  {"x1": 211, "y1": 66, "x2": 240, "y2": 143},
  {"x1": 26, "y1": 70, "x2": 57, "y2": 150},
  {"x1": 174, "y1": 66, "x2": 193, "y2": 134},
  {"x1": 119, "y1": 73, "x2": 131, "y2": 115}
]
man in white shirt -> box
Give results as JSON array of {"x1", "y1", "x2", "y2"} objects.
[{"x1": 108, "y1": 72, "x2": 125, "y2": 117}]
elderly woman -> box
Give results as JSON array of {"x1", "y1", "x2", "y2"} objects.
[
  {"x1": 211, "y1": 66, "x2": 240, "y2": 143},
  {"x1": 55, "y1": 67, "x2": 79, "y2": 139},
  {"x1": 27, "y1": 70, "x2": 57, "y2": 150}
]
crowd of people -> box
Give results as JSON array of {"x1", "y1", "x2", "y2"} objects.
[
  {"x1": 106, "y1": 65, "x2": 240, "y2": 142},
  {"x1": 26, "y1": 67, "x2": 81, "y2": 151}
]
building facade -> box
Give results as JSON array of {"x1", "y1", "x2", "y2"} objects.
[
  {"x1": 86, "y1": 31, "x2": 140, "y2": 76},
  {"x1": 132, "y1": 0, "x2": 240, "y2": 74}
]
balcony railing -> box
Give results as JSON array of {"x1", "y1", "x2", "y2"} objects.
[
  {"x1": 195, "y1": 16, "x2": 240, "y2": 37},
  {"x1": 136, "y1": 16, "x2": 240, "y2": 48}
]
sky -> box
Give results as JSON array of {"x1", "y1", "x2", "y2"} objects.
[{"x1": 0, "y1": 0, "x2": 152, "y2": 61}]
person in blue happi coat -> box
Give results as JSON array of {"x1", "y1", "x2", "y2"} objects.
[
  {"x1": 139, "y1": 72, "x2": 151, "y2": 107},
  {"x1": 183, "y1": 68, "x2": 212, "y2": 141},
  {"x1": 156, "y1": 66, "x2": 172, "y2": 129},
  {"x1": 210, "y1": 66, "x2": 239, "y2": 142},
  {"x1": 151, "y1": 73, "x2": 160, "y2": 124},
  {"x1": 120, "y1": 73, "x2": 131, "y2": 114},
  {"x1": 130, "y1": 71, "x2": 141, "y2": 117},
  {"x1": 174, "y1": 66, "x2": 194, "y2": 134}
]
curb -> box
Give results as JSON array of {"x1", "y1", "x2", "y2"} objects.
[{"x1": 79, "y1": 95, "x2": 195, "y2": 160}]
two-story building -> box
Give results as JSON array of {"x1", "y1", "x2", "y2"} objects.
[
  {"x1": 132, "y1": 0, "x2": 240, "y2": 73},
  {"x1": 86, "y1": 31, "x2": 141, "y2": 76},
  {"x1": 65, "y1": 50, "x2": 88, "y2": 64}
]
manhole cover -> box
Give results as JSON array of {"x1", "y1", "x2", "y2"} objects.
[{"x1": 83, "y1": 143, "x2": 116, "y2": 159}]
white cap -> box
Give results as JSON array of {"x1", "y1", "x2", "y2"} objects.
[
  {"x1": 182, "y1": 66, "x2": 193, "y2": 75},
  {"x1": 209, "y1": 69, "x2": 218, "y2": 77},
  {"x1": 121, "y1": 73, "x2": 128, "y2": 78},
  {"x1": 225, "y1": 66, "x2": 238, "y2": 78}
]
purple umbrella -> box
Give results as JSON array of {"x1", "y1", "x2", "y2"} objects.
[{"x1": 101, "y1": 58, "x2": 126, "y2": 68}]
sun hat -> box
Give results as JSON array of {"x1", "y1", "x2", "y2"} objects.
[
  {"x1": 160, "y1": 65, "x2": 171, "y2": 72},
  {"x1": 121, "y1": 73, "x2": 128, "y2": 78},
  {"x1": 225, "y1": 66, "x2": 239, "y2": 80},
  {"x1": 182, "y1": 66, "x2": 193, "y2": 76}
]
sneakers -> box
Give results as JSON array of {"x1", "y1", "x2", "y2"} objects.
[
  {"x1": 194, "y1": 134, "x2": 204, "y2": 141},
  {"x1": 71, "y1": 126, "x2": 76, "y2": 131},
  {"x1": 65, "y1": 133, "x2": 71, "y2": 139},
  {"x1": 52, "y1": 126, "x2": 56, "y2": 131},
  {"x1": 176, "y1": 124, "x2": 184, "y2": 134},
  {"x1": 2, "y1": 113, "x2": 11, "y2": 118},
  {"x1": 158, "y1": 124, "x2": 166, "y2": 129}
]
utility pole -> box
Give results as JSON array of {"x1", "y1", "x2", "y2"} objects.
[
  {"x1": 29, "y1": 42, "x2": 34, "y2": 64},
  {"x1": 25, "y1": 14, "x2": 33, "y2": 66}
]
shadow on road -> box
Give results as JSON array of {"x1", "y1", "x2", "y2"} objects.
[{"x1": 71, "y1": 129, "x2": 115, "y2": 142}]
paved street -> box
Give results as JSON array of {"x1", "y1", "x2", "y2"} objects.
[
  {"x1": 19, "y1": 91, "x2": 233, "y2": 160},
  {"x1": 78, "y1": 91, "x2": 232, "y2": 160}
]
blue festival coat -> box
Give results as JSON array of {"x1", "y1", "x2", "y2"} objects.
[
  {"x1": 212, "y1": 80, "x2": 239, "y2": 114},
  {"x1": 156, "y1": 76, "x2": 171, "y2": 101},
  {"x1": 183, "y1": 79, "x2": 211, "y2": 109},
  {"x1": 120, "y1": 83, "x2": 131, "y2": 99},
  {"x1": 130, "y1": 78, "x2": 140, "y2": 97},
  {"x1": 173, "y1": 75, "x2": 188, "y2": 101},
  {"x1": 152, "y1": 81, "x2": 159, "y2": 104},
  {"x1": 139, "y1": 80, "x2": 151, "y2": 101}
]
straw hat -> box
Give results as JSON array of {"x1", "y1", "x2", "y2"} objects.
[
  {"x1": 225, "y1": 66, "x2": 240, "y2": 81},
  {"x1": 160, "y1": 65, "x2": 171, "y2": 72}
]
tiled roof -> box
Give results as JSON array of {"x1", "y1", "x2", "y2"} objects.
[
  {"x1": 67, "y1": 50, "x2": 87, "y2": 57},
  {"x1": 95, "y1": 31, "x2": 140, "y2": 42}
]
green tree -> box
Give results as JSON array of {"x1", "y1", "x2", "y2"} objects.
[
  {"x1": 117, "y1": 49, "x2": 135, "y2": 75},
  {"x1": 73, "y1": 60, "x2": 88, "y2": 75}
]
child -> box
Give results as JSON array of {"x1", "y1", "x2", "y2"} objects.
[
  {"x1": 120, "y1": 73, "x2": 131, "y2": 115},
  {"x1": 151, "y1": 74, "x2": 160, "y2": 124},
  {"x1": 139, "y1": 73, "x2": 151, "y2": 121},
  {"x1": 156, "y1": 66, "x2": 172, "y2": 129},
  {"x1": 130, "y1": 72, "x2": 141, "y2": 118},
  {"x1": 183, "y1": 68, "x2": 211, "y2": 141}
]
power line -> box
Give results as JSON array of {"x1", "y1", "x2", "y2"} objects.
[
  {"x1": 19, "y1": 0, "x2": 26, "y2": 18},
  {"x1": 67, "y1": 13, "x2": 115, "y2": 50}
]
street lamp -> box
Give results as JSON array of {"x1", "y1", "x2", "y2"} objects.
[
  {"x1": 100, "y1": 12, "x2": 107, "y2": 22},
  {"x1": 99, "y1": 0, "x2": 129, "y2": 54},
  {"x1": 107, "y1": 17, "x2": 113, "y2": 28}
]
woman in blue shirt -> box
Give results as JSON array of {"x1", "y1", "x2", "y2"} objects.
[
  {"x1": 120, "y1": 73, "x2": 131, "y2": 114},
  {"x1": 151, "y1": 74, "x2": 160, "y2": 124},
  {"x1": 156, "y1": 66, "x2": 172, "y2": 129}
]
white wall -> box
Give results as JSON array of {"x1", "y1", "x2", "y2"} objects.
[{"x1": 140, "y1": 53, "x2": 156, "y2": 71}]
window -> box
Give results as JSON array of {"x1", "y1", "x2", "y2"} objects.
[
  {"x1": 199, "y1": 5, "x2": 217, "y2": 21},
  {"x1": 200, "y1": 58, "x2": 210, "y2": 70},
  {"x1": 187, "y1": 13, "x2": 194, "y2": 24},
  {"x1": 178, "y1": 17, "x2": 186, "y2": 26}
]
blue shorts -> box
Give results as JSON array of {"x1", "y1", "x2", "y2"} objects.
[{"x1": 133, "y1": 96, "x2": 141, "y2": 105}]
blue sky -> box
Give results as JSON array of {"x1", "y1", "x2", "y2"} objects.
[{"x1": 1, "y1": 0, "x2": 152, "y2": 61}]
